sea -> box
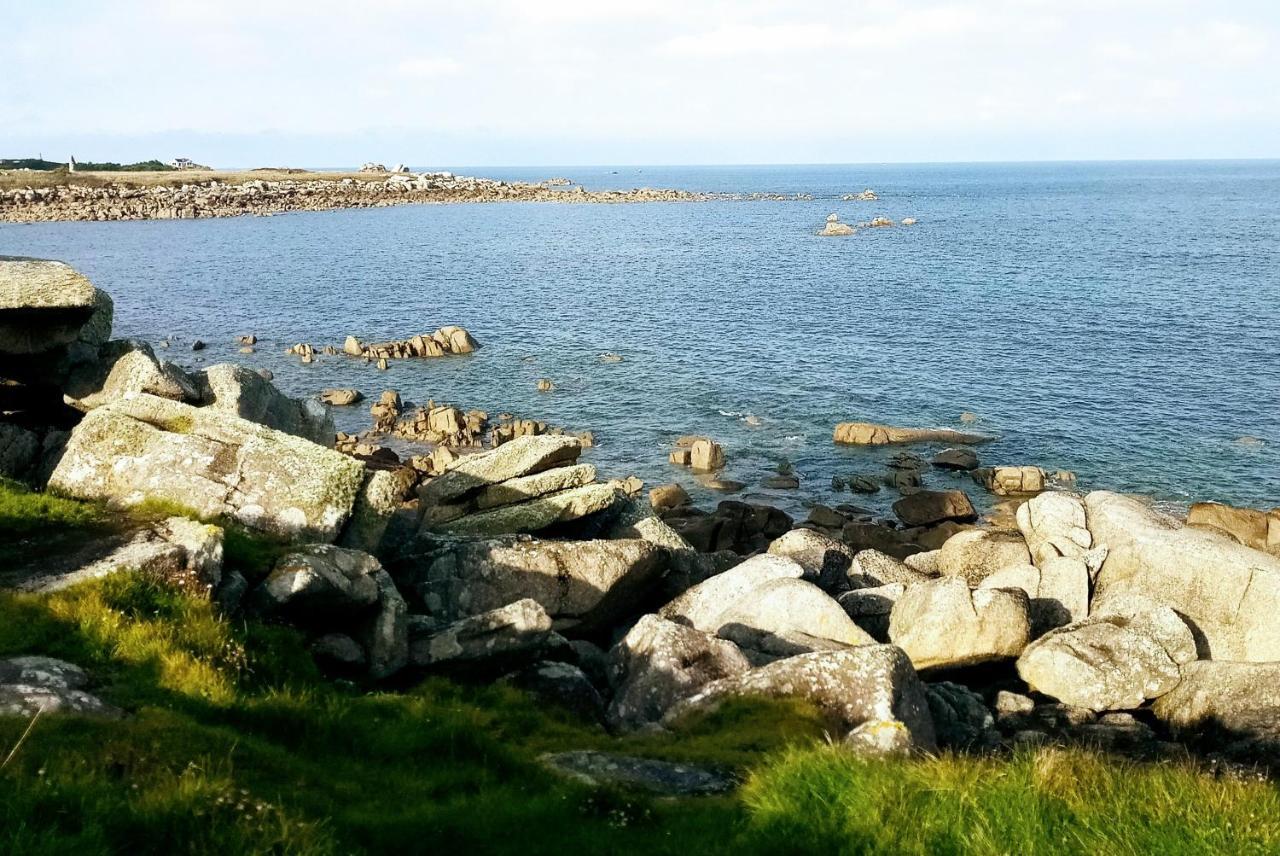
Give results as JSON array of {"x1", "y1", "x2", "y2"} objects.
[{"x1": 4, "y1": 161, "x2": 1278, "y2": 517}]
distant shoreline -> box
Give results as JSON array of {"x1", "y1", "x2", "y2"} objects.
[{"x1": 0, "y1": 168, "x2": 724, "y2": 223}]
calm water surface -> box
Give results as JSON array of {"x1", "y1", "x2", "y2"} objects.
[{"x1": 4, "y1": 161, "x2": 1278, "y2": 515}]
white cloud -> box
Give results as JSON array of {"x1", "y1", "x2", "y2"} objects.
[{"x1": 396, "y1": 57, "x2": 462, "y2": 79}]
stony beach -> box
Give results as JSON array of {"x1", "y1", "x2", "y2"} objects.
[{"x1": 4, "y1": 254, "x2": 1280, "y2": 794}]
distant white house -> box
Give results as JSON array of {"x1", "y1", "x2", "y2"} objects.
[{"x1": 169, "y1": 157, "x2": 197, "y2": 170}]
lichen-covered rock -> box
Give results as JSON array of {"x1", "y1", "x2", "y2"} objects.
[
  {"x1": 338, "y1": 468, "x2": 416, "y2": 555},
  {"x1": 711, "y1": 577, "x2": 875, "y2": 652},
  {"x1": 1017, "y1": 596, "x2": 1196, "y2": 711},
  {"x1": 49, "y1": 393, "x2": 365, "y2": 541},
  {"x1": 194, "y1": 363, "x2": 334, "y2": 445},
  {"x1": 664, "y1": 646, "x2": 936, "y2": 750},
  {"x1": 359, "y1": 567, "x2": 408, "y2": 679},
  {"x1": 0, "y1": 422, "x2": 40, "y2": 480},
  {"x1": 472, "y1": 464, "x2": 597, "y2": 510},
  {"x1": 1087, "y1": 491, "x2": 1280, "y2": 660},
  {"x1": 248, "y1": 545, "x2": 383, "y2": 620},
  {"x1": 767, "y1": 528, "x2": 855, "y2": 592},
  {"x1": 938, "y1": 529, "x2": 1031, "y2": 586},
  {"x1": 409, "y1": 598, "x2": 554, "y2": 670},
  {"x1": 0, "y1": 256, "x2": 102, "y2": 354},
  {"x1": 659, "y1": 554, "x2": 805, "y2": 631},
  {"x1": 433, "y1": 482, "x2": 618, "y2": 536},
  {"x1": 417, "y1": 435, "x2": 582, "y2": 506},
  {"x1": 0, "y1": 655, "x2": 120, "y2": 718},
  {"x1": 1016, "y1": 492, "x2": 1092, "y2": 564},
  {"x1": 838, "y1": 583, "x2": 905, "y2": 641},
  {"x1": 889, "y1": 577, "x2": 1031, "y2": 670},
  {"x1": 417, "y1": 538, "x2": 667, "y2": 633},
  {"x1": 850, "y1": 549, "x2": 933, "y2": 588}
]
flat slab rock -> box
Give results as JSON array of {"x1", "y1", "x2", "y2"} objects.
[
  {"x1": 0, "y1": 656, "x2": 121, "y2": 718},
  {"x1": 540, "y1": 750, "x2": 736, "y2": 796}
]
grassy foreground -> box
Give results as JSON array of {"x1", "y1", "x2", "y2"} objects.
[{"x1": 3, "y1": 480, "x2": 1280, "y2": 854}]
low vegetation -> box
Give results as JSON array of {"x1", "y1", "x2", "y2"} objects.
[
  {"x1": 3, "y1": 479, "x2": 1280, "y2": 855},
  {"x1": 0, "y1": 167, "x2": 378, "y2": 191}
]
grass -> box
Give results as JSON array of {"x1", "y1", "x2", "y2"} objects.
[{"x1": 3, "y1": 482, "x2": 1280, "y2": 854}]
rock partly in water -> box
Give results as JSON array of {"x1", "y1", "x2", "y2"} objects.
[
  {"x1": 194, "y1": 363, "x2": 334, "y2": 445},
  {"x1": 833, "y1": 422, "x2": 993, "y2": 446},
  {"x1": 974, "y1": 466, "x2": 1045, "y2": 496},
  {"x1": 892, "y1": 490, "x2": 978, "y2": 527}
]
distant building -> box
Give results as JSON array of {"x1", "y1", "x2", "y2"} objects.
[{"x1": 169, "y1": 157, "x2": 197, "y2": 170}]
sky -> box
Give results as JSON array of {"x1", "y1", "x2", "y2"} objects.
[{"x1": 3, "y1": 0, "x2": 1278, "y2": 167}]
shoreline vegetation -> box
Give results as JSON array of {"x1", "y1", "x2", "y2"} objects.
[
  {"x1": 0, "y1": 167, "x2": 811, "y2": 223},
  {"x1": 4, "y1": 256, "x2": 1280, "y2": 850}
]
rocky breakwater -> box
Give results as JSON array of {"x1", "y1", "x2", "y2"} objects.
[{"x1": 0, "y1": 172, "x2": 709, "y2": 223}]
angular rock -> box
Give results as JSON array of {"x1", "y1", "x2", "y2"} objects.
[
  {"x1": 889, "y1": 577, "x2": 1031, "y2": 670},
  {"x1": 938, "y1": 528, "x2": 1032, "y2": 586},
  {"x1": 849, "y1": 549, "x2": 931, "y2": 588},
  {"x1": 417, "y1": 538, "x2": 667, "y2": 633},
  {"x1": 892, "y1": 490, "x2": 977, "y2": 527},
  {"x1": 417, "y1": 435, "x2": 581, "y2": 507},
  {"x1": 1087, "y1": 491, "x2": 1280, "y2": 660},
  {"x1": 63, "y1": 339, "x2": 199, "y2": 412},
  {"x1": 767, "y1": 528, "x2": 855, "y2": 592},
  {"x1": 473, "y1": 463, "x2": 597, "y2": 510},
  {"x1": 248, "y1": 545, "x2": 383, "y2": 620},
  {"x1": 974, "y1": 466, "x2": 1045, "y2": 496},
  {"x1": 926, "y1": 681, "x2": 997, "y2": 749},
  {"x1": 195, "y1": 363, "x2": 334, "y2": 445},
  {"x1": 1186, "y1": 501, "x2": 1280, "y2": 556},
  {"x1": 409, "y1": 598, "x2": 553, "y2": 669},
  {"x1": 359, "y1": 567, "x2": 409, "y2": 679},
  {"x1": 49, "y1": 394, "x2": 365, "y2": 541},
  {"x1": 1016, "y1": 491, "x2": 1092, "y2": 564},
  {"x1": 833, "y1": 422, "x2": 993, "y2": 446},
  {"x1": 431, "y1": 481, "x2": 619, "y2": 536},
  {"x1": 838, "y1": 583, "x2": 904, "y2": 641},
  {"x1": 338, "y1": 468, "x2": 415, "y2": 555},
  {"x1": 606, "y1": 614, "x2": 752, "y2": 730},
  {"x1": 649, "y1": 483, "x2": 691, "y2": 512},
  {"x1": 689, "y1": 438, "x2": 725, "y2": 472},
  {"x1": 977, "y1": 556, "x2": 1089, "y2": 636},
  {"x1": 665, "y1": 646, "x2": 936, "y2": 750},
  {"x1": 1017, "y1": 596, "x2": 1196, "y2": 711},
  {"x1": 932, "y1": 448, "x2": 979, "y2": 471}
]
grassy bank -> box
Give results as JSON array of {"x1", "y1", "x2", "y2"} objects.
[
  {"x1": 3, "y1": 479, "x2": 1280, "y2": 854},
  {"x1": 0, "y1": 168, "x2": 392, "y2": 191}
]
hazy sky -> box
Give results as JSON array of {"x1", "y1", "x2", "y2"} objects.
[{"x1": 4, "y1": 0, "x2": 1278, "y2": 167}]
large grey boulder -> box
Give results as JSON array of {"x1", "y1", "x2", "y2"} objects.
[
  {"x1": 892, "y1": 490, "x2": 977, "y2": 527},
  {"x1": 0, "y1": 655, "x2": 120, "y2": 718},
  {"x1": 938, "y1": 529, "x2": 1031, "y2": 586},
  {"x1": 195, "y1": 363, "x2": 334, "y2": 445},
  {"x1": 926, "y1": 681, "x2": 997, "y2": 749},
  {"x1": 359, "y1": 567, "x2": 409, "y2": 679},
  {"x1": 473, "y1": 464, "x2": 597, "y2": 510},
  {"x1": 1017, "y1": 492, "x2": 1092, "y2": 564},
  {"x1": 49, "y1": 393, "x2": 366, "y2": 541},
  {"x1": 664, "y1": 646, "x2": 937, "y2": 750},
  {"x1": 976, "y1": 556, "x2": 1089, "y2": 636},
  {"x1": 63, "y1": 339, "x2": 199, "y2": 412},
  {"x1": 658, "y1": 554, "x2": 804, "y2": 631},
  {"x1": 0, "y1": 257, "x2": 105, "y2": 354},
  {"x1": 409, "y1": 598, "x2": 554, "y2": 670},
  {"x1": 338, "y1": 467, "x2": 416, "y2": 555},
  {"x1": 849, "y1": 549, "x2": 933, "y2": 588},
  {"x1": 416, "y1": 538, "x2": 667, "y2": 633},
  {"x1": 0, "y1": 422, "x2": 40, "y2": 480},
  {"x1": 1087, "y1": 491, "x2": 1280, "y2": 660},
  {"x1": 1152, "y1": 660, "x2": 1280, "y2": 744},
  {"x1": 838, "y1": 583, "x2": 905, "y2": 641},
  {"x1": 889, "y1": 577, "x2": 1031, "y2": 670},
  {"x1": 1017, "y1": 596, "x2": 1196, "y2": 711},
  {"x1": 606, "y1": 614, "x2": 752, "y2": 731},
  {"x1": 417, "y1": 435, "x2": 581, "y2": 506}
]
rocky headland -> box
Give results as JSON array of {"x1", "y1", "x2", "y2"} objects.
[{"x1": 4, "y1": 257, "x2": 1280, "y2": 792}]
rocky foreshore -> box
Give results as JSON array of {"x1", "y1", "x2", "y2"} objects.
[
  {"x1": 0, "y1": 171, "x2": 815, "y2": 223},
  {"x1": 5, "y1": 256, "x2": 1280, "y2": 779}
]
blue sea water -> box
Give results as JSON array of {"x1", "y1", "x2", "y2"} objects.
[{"x1": 4, "y1": 161, "x2": 1278, "y2": 516}]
